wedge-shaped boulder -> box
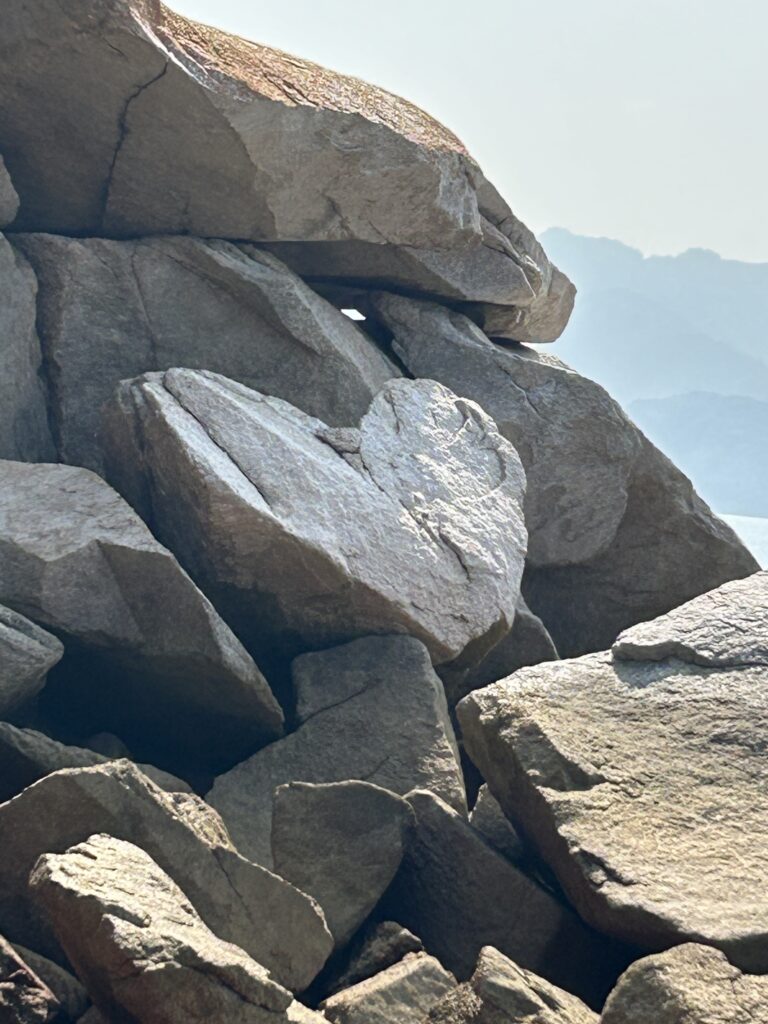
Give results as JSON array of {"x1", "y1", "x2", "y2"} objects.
[
  {"x1": 272, "y1": 781, "x2": 413, "y2": 948},
  {"x1": 601, "y1": 944, "x2": 768, "y2": 1024},
  {"x1": 15, "y1": 234, "x2": 397, "y2": 472},
  {"x1": 0, "y1": 460, "x2": 282, "y2": 769},
  {"x1": 426, "y1": 946, "x2": 598, "y2": 1024},
  {"x1": 11, "y1": 945, "x2": 90, "y2": 1023},
  {"x1": 324, "y1": 922, "x2": 423, "y2": 998},
  {"x1": 384, "y1": 791, "x2": 625, "y2": 1006},
  {"x1": 103, "y1": 370, "x2": 527, "y2": 669},
  {"x1": 0, "y1": 762, "x2": 332, "y2": 990},
  {"x1": 0, "y1": 157, "x2": 18, "y2": 227},
  {"x1": 459, "y1": 652, "x2": 768, "y2": 970},
  {"x1": 0, "y1": 934, "x2": 60, "y2": 1024},
  {"x1": 209, "y1": 637, "x2": 466, "y2": 869},
  {"x1": 320, "y1": 952, "x2": 455, "y2": 1024},
  {"x1": 0, "y1": 608, "x2": 62, "y2": 718},
  {"x1": 469, "y1": 785, "x2": 524, "y2": 864},
  {"x1": 30, "y1": 834, "x2": 317, "y2": 1024}
]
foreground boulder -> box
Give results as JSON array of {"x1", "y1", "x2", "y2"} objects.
[
  {"x1": 0, "y1": 608, "x2": 62, "y2": 718},
  {"x1": 0, "y1": 157, "x2": 18, "y2": 226},
  {"x1": 459, "y1": 647, "x2": 768, "y2": 969},
  {"x1": 0, "y1": 935, "x2": 59, "y2": 1024},
  {"x1": 104, "y1": 371, "x2": 527, "y2": 669},
  {"x1": 15, "y1": 234, "x2": 397, "y2": 471},
  {"x1": 0, "y1": 762, "x2": 332, "y2": 990},
  {"x1": 601, "y1": 944, "x2": 768, "y2": 1024},
  {"x1": 0, "y1": 460, "x2": 282, "y2": 769},
  {"x1": 209, "y1": 636, "x2": 466, "y2": 869}
]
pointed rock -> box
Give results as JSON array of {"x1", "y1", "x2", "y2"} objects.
[
  {"x1": 0, "y1": 607, "x2": 62, "y2": 718},
  {"x1": 0, "y1": 934, "x2": 59, "y2": 1024}
]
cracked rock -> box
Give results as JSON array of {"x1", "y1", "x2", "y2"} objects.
[
  {"x1": 0, "y1": 761, "x2": 332, "y2": 990},
  {"x1": 0, "y1": 156, "x2": 18, "y2": 227},
  {"x1": 209, "y1": 636, "x2": 466, "y2": 869},
  {"x1": 103, "y1": 370, "x2": 527, "y2": 670},
  {"x1": 0, "y1": 607, "x2": 62, "y2": 719},
  {"x1": 0, "y1": 460, "x2": 282, "y2": 770},
  {"x1": 458, "y1": 650, "x2": 768, "y2": 970},
  {"x1": 0, "y1": 934, "x2": 60, "y2": 1024},
  {"x1": 15, "y1": 234, "x2": 397, "y2": 472}
]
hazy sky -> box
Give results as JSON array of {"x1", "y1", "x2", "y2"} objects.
[{"x1": 172, "y1": 0, "x2": 767, "y2": 262}]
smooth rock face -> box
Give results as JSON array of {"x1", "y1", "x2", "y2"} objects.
[
  {"x1": 384, "y1": 790, "x2": 625, "y2": 1005},
  {"x1": 0, "y1": 237, "x2": 54, "y2": 463},
  {"x1": 209, "y1": 636, "x2": 466, "y2": 870},
  {"x1": 103, "y1": 370, "x2": 527, "y2": 669},
  {"x1": 0, "y1": 607, "x2": 62, "y2": 717},
  {"x1": 601, "y1": 944, "x2": 768, "y2": 1024},
  {"x1": 0, "y1": 935, "x2": 59, "y2": 1024},
  {"x1": 458, "y1": 652, "x2": 768, "y2": 970},
  {"x1": 11, "y1": 944, "x2": 90, "y2": 1022},
  {"x1": 30, "y1": 834, "x2": 299, "y2": 1024},
  {"x1": 325, "y1": 922, "x2": 424, "y2": 997},
  {"x1": 0, "y1": 762, "x2": 332, "y2": 990},
  {"x1": 0, "y1": 156, "x2": 19, "y2": 226},
  {"x1": 426, "y1": 946, "x2": 598, "y2": 1024},
  {"x1": 469, "y1": 786, "x2": 524, "y2": 864},
  {"x1": 613, "y1": 570, "x2": 768, "y2": 667},
  {"x1": 15, "y1": 234, "x2": 397, "y2": 472},
  {"x1": 272, "y1": 781, "x2": 413, "y2": 948},
  {"x1": 0, "y1": 460, "x2": 282, "y2": 769},
  {"x1": 320, "y1": 952, "x2": 455, "y2": 1024}
]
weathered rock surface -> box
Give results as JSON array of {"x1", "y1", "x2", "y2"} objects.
[
  {"x1": 15, "y1": 234, "x2": 397, "y2": 471},
  {"x1": 320, "y1": 952, "x2": 455, "y2": 1024},
  {"x1": 459, "y1": 652, "x2": 768, "y2": 970},
  {"x1": 426, "y1": 946, "x2": 598, "y2": 1024},
  {"x1": 12, "y1": 945, "x2": 90, "y2": 1022},
  {"x1": 103, "y1": 370, "x2": 527, "y2": 669},
  {"x1": 0, "y1": 935, "x2": 60, "y2": 1024},
  {"x1": 272, "y1": 781, "x2": 413, "y2": 948},
  {"x1": 209, "y1": 636, "x2": 466, "y2": 869},
  {"x1": 31, "y1": 833, "x2": 304, "y2": 1024},
  {"x1": 0, "y1": 237, "x2": 54, "y2": 463},
  {"x1": 613, "y1": 570, "x2": 768, "y2": 667},
  {"x1": 324, "y1": 922, "x2": 424, "y2": 998},
  {"x1": 0, "y1": 157, "x2": 18, "y2": 227},
  {"x1": 469, "y1": 785, "x2": 524, "y2": 864},
  {"x1": 601, "y1": 944, "x2": 768, "y2": 1024},
  {"x1": 0, "y1": 607, "x2": 62, "y2": 718},
  {"x1": 0, "y1": 762, "x2": 332, "y2": 990},
  {"x1": 0, "y1": 460, "x2": 282, "y2": 769},
  {"x1": 384, "y1": 790, "x2": 625, "y2": 1005}
]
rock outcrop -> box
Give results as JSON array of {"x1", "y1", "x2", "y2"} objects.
[{"x1": 0, "y1": 608, "x2": 62, "y2": 718}]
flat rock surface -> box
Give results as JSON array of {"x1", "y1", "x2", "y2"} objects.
[
  {"x1": 104, "y1": 370, "x2": 527, "y2": 669},
  {"x1": 0, "y1": 606, "x2": 62, "y2": 718},
  {"x1": 0, "y1": 460, "x2": 282, "y2": 770},
  {"x1": 459, "y1": 652, "x2": 768, "y2": 970},
  {"x1": 209, "y1": 636, "x2": 466, "y2": 869},
  {"x1": 0, "y1": 156, "x2": 18, "y2": 226},
  {"x1": 0, "y1": 934, "x2": 60, "y2": 1023}
]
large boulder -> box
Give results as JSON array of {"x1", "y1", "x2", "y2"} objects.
[
  {"x1": 0, "y1": 935, "x2": 60, "y2": 1023},
  {"x1": 208, "y1": 636, "x2": 466, "y2": 869},
  {"x1": 15, "y1": 234, "x2": 397, "y2": 472},
  {"x1": 0, "y1": 156, "x2": 19, "y2": 227},
  {"x1": 319, "y1": 953, "x2": 455, "y2": 1024},
  {"x1": 0, "y1": 762, "x2": 332, "y2": 990},
  {"x1": 458, "y1": 648, "x2": 768, "y2": 970},
  {"x1": 103, "y1": 370, "x2": 527, "y2": 670},
  {"x1": 0, "y1": 607, "x2": 62, "y2": 718},
  {"x1": 0, "y1": 460, "x2": 282, "y2": 770}
]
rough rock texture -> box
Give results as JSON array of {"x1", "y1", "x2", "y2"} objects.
[
  {"x1": 0, "y1": 460, "x2": 282, "y2": 769},
  {"x1": 600, "y1": 944, "x2": 768, "y2": 1024},
  {"x1": 384, "y1": 790, "x2": 625, "y2": 1006},
  {"x1": 0, "y1": 157, "x2": 19, "y2": 227},
  {"x1": 11, "y1": 945, "x2": 90, "y2": 1022},
  {"x1": 0, "y1": 607, "x2": 62, "y2": 718},
  {"x1": 15, "y1": 234, "x2": 397, "y2": 471},
  {"x1": 458, "y1": 652, "x2": 768, "y2": 970},
  {"x1": 426, "y1": 946, "x2": 598, "y2": 1024},
  {"x1": 0, "y1": 237, "x2": 54, "y2": 463},
  {"x1": 103, "y1": 370, "x2": 527, "y2": 670},
  {"x1": 320, "y1": 953, "x2": 455, "y2": 1024},
  {"x1": 0, "y1": 762, "x2": 332, "y2": 990},
  {"x1": 469, "y1": 786, "x2": 524, "y2": 864},
  {"x1": 0, "y1": 935, "x2": 60, "y2": 1024},
  {"x1": 613, "y1": 570, "x2": 768, "y2": 667},
  {"x1": 210, "y1": 636, "x2": 466, "y2": 869},
  {"x1": 324, "y1": 922, "x2": 424, "y2": 997},
  {"x1": 30, "y1": 834, "x2": 303, "y2": 1024},
  {"x1": 272, "y1": 781, "x2": 413, "y2": 948}
]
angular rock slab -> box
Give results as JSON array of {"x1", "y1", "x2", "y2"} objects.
[
  {"x1": 272, "y1": 781, "x2": 413, "y2": 948},
  {"x1": 613, "y1": 570, "x2": 768, "y2": 667},
  {"x1": 458, "y1": 652, "x2": 768, "y2": 970},
  {"x1": 426, "y1": 946, "x2": 598, "y2": 1024},
  {"x1": 384, "y1": 791, "x2": 626, "y2": 1006},
  {"x1": 0, "y1": 460, "x2": 282, "y2": 769},
  {"x1": 469, "y1": 785, "x2": 524, "y2": 864},
  {"x1": 324, "y1": 922, "x2": 423, "y2": 998},
  {"x1": 0, "y1": 935, "x2": 59, "y2": 1024},
  {"x1": 0, "y1": 157, "x2": 19, "y2": 227},
  {"x1": 16, "y1": 234, "x2": 397, "y2": 472},
  {"x1": 320, "y1": 952, "x2": 455, "y2": 1024},
  {"x1": 209, "y1": 636, "x2": 466, "y2": 869},
  {"x1": 0, "y1": 607, "x2": 62, "y2": 717},
  {"x1": 0, "y1": 762, "x2": 332, "y2": 991},
  {"x1": 30, "y1": 834, "x2": 300, "y2": 1024},
  {"x1": 103, "y1": 370, "x2": 527, "y2": 669},
  {"x1": 601, "y1": 944, "x2": 768, "y2": 1024}
]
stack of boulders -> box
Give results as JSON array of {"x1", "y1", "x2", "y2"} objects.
[{"x1": 0, "y1": 1, "x2": 764, "y2": 1021}]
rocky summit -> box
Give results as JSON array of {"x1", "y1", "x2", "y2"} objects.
[{"x1": 0, "y1": 2, "x2": 763, "y2": 1022}]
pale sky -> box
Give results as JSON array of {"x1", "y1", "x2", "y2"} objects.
[{"x1": 172, "y1": 0, "x2": 768, "y2": 263}]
